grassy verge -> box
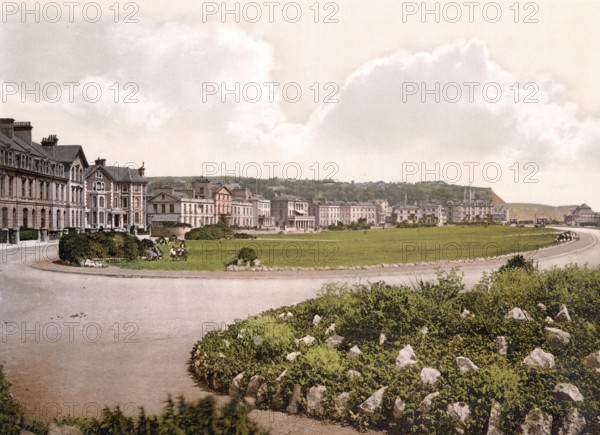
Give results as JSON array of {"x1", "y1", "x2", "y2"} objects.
[{"x1": 120, "y1": 226, "x2": 560, "y2": 271}]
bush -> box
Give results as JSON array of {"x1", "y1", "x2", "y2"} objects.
[
  {"x1": 190, "y1": 265, "x2": 600, "y2": 433},
  {"x1": 19, "y1": 228, "x2": 38, "y2": 241},
  {"x1": 0, "y1": 366, "x2": 24, "y2": 435},
  {"x1": 498, "y1": 254, "x2": 535, "y2": 274},
  {"x1": 186, "y1": 225, "x2": 235, "y2": 241},
  {"x1": 237, "y1": 247, "x2": 258, "y2": 263},
  {"x1": 58, "y1": 232, "x2": 143, "y2": 264}
]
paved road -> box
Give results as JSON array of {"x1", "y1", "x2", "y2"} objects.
[{"x1": 0, "y1": 227, "x2": 598, "y2": 433}]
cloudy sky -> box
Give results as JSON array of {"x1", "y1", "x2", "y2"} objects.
[{"x1": 1, "y1": 0, "x2": 599, "y2": 208}]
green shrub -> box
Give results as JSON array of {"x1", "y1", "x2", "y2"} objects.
[
  {"x1": 190, "y1": 265, "x2": 600, "y2": 433},
  {"x1": 0, "y1": 366, "x2": 23, "y2": 435},
  {"x1": 186, "y1": 225, "x2": 235, "y2": 241}
]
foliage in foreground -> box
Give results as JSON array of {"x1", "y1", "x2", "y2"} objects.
[
  {"x1": 191, "y1": 264, "x2": 600, "y2": 433},
  {"x1": 58, "y1": 395, "x2": 268, "y2": 435},
  {"x1": 0, "y1": 366, "x2": 24, "y2": 435}
]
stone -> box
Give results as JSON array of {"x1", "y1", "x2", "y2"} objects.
[
  {"x1": 334, "y1": 392, "x2": 351, "y2": 418},
  {"x1": 554, "y1": 305, "x2": 572, "y2": 323},
  {"x1": 553, "y1": 383, "x2": 584, "y2": 402},
  {"x1": 347, "y1": 370, "x2": 361, "y2": 381},
  {"x1": 359, "y1": 386, "x2": 387, "y2": 414},
  {"x1": 48, "y1": 424, "x2": 83, "y2": 435},
  {"x1": 312, "y1": 314, "x2": 322, "y2": 325},
  {"x1": 487, "y1": 402, "x2": 503, "y2": 435},
  {"x1": 379, "y1": 333, "x2": 387, "y2": 345},
  {"x1": 223, "y1": 339, "x2": 230, "y2": 348},
  {"x1": 297, "y1": 335, "x2": 316, "y2": 346},
  {"x1": 256, "y1": 383, "x2": 269, "y2": 405},
  {"x1": 20, "y1": 431, "x2": 37, "y2": 435},
  {"x1": 544, "y1": 327, "x2": 571, "y2": 346},
  {"x1": 537, "y1": 303, "x2": 547, "y2": 312},
  {"x1": 584, "y1": 350, "x2": 600, "y2": 372},
  {"x1": 393, "y1": 397, "x2": 406, "y2": 420},
  {"x1": 518, "y1": 408, "x2": 552, "y2": 435},
  {"x1": 325, "y1": 323, "x2": 336, "y2": 335},
  {"x1": 447, "y1": 402, "x2": 471, "y2": 434},
  {"x1": 523, "y1": 348, "x2": 555, "y2": 370},
  {"x1": 495, "y1": 336, "x2": 508, "y2": 356},
  {"x1": 272, "y1": 370, "x2": 288, "y2": 409},
  {"x1": 420, "y1": 367, "x2": 441, "y2": 385},
  {"x1": 456, "y1": 357, "x2": 479, "y2": 372},
  {"x1": 229, "y1": 372, "x2": 245, "y2": 400},
  {"x1": 325, "y1": 334, "x2": 344, "y2": 347},
  {"x1": 506, "y1": 307, "x2": 533, "y2": 321},
  {"x1": 286, "y1": 351, "x2": 301, "y2": 362},
  {"x1": 545, "y1": 316, "x2": 555, "y2": 324},
  {"x1": 253, "y1": 335, "x2": 264, "y2": 346},
  {"x1": 347, "y1": 345, "x2": 362, "y2": 360},
  {"x1": 286, "y1": 384, "x2": 302, "y2": 414},
  {"x1": 557, "y1": 408, "x2": 586, "y2": 435},
  {"x1": 396, "y1": 344, "x2": 418, "y2": 368},
  {"x1": 461, "y1": 309, "x2": 473, "y2": 319},
  {"x1": 417, "y1": 392, "x2": 440, "y2": 414},
  {"x1": 245, "y1": 375, "x2": 265, "y2": 398},
  {"x1": 420, "y1": 326, "x2": 429, "y2": 335},
  {"x1": 306, "y1": 385, "x2": 327, "y2": 416}
]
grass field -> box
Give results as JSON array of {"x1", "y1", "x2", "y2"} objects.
[{"x1": 119, "y1": 226, "x2": 561, "y2": 271}]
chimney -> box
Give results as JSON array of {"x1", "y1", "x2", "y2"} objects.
[
  {"x1": 95, "y1": 157, "x2": 106, "y2": 166},
  {"x1": 13, "y1": 122, "x2": 33, "y2": 145},
  {"x1": 41, "y1": 135, "x2": 59, "y2": 147},
  {"x1": 0, "y1": 118, "x2": 15, "y2": 139},
  {"x1": 138, "y1": 162, "x2": 145, "y2": 177}
]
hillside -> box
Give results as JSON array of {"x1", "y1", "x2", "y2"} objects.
[
  {"x1": 507, "y1": 203, "x2": 576, "y2": 222},
  {"x1": 147, "y1": 177, "x2": 505, "y2": 205}
]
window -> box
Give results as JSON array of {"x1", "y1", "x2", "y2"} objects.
[
  {"x1": 96, "y1": 171, "x2": 102, "y2": 179},
  {"x1": 169, "y1": 204, "x2": 174, "y2": 214},
  {"x1": 122, "y1": 197, "x2": 128, "y2": 208},
  {"x1": 153, "y1": 204, "x2": 158, "y2": 213},
  {"x1": 99, "y1": 197, "x2": 105, "y2": 208},
  {"x1": 134, "y1": 197, "x2": 140, "y2": 208},
  {"x1": 134, "y1": 212, "x2": 140, "y2": 224},
  {"x1": 161, "y1": 204, "x2": 165, "y2": 213},
  {"x1": 92, "y1": 197, "x2": 97, "y2": 208}
]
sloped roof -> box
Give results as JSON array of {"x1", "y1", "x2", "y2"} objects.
[
  {"x1": 87, "y1": 164, "x2": 148, "y2": 183},
  {"x1": 47, "y1": 145, "x2": 89, "y2": 167}
]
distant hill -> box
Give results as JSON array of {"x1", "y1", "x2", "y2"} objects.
[
  {"x1": 147, "y1": 177, "x2": 506, "y2": 206},
  {"x1": 507, "y1": 203, "x2": 577, "y2": 222}
]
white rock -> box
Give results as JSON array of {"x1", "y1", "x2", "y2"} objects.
[
  {"x1": 325, "y1": 334, "x2": 344, "y2": 347},
  {"x1": 460, "y1": 309, "x2": 473, "y2": 319},
  {"x1": 347, "y1": 370, "x2": 361, "y2": 381},
  {"x1": 487, "y1": 402, "x2": 503, "y2": 435},
  {"x1": 537, "y1": 303, "x2": 547, "y2": 312},
  {"x1": 420, "y1": 326, "x2": 429, "y2": 335},
  {"x1": 229, "y1": 372, "x2": 245, "y2": 399},
  {"x1": 297, "y1": 335, "x2": 316, "y2": 346},
  {"x1": 519, "y1": 408, "x2": 553, "y2": 435},
  {"x1": 396, "y1": 344, "x2": 418, "y2": 368},
  {"x1": 312, "y1": 314, "x2": 322, "y2": 325},
  {"x1": 306, "y1": 385, "x2": 327, "y2": 416},
  {"x1": 495, "y1": 336, "x2": 508, "y2": 356},
  {"x1": 286, "y1": 351, "x2": 301, "y2": 362},
  {"x1": 417, "y1": 392, "x2": 440, "y2": 413},
  {"x1": 347, "y1": 345, "x2": 362, "y2": 360},
  {"x1": 553, "y1": 383, "x2": 584, "y2": 402},
  {"x1": 545, "y1": 316, "x2": 555, "y2": 324},
  {"x1": 379, "y1": 333, "x2": 387, "y2": 345},
  {"x1": 325, "y1": 323, "x2": 336, "y2": 335},
  {"x1": 420, "y1": 367, "x2": 441, "y2": 385},
  {"x1": 359, "y1": 386, "x2": 387, "y2": 414},
  {"x1": 557, "y1": 408, "x2": 586, "y2": 435},
  {"x1": 393, "y1": 397, "x2": 406, "y2": 419},
  {"x1": 554, "y1": 305, "x2": 572, "y2": 322},
  {"x1": 506, "y1": 307, "x2": 533, "y2": 321},
  {"x1": 334, "y1": 392, "x2": 351, "y2": 418},
  {"x1": 447, "y1": 402, "x2": 471, "y2": 434},
  {"x1": 584, "y1": 350, "x2": 600, "y2": 372},
  {"x1": 456, "y1": 357, "x2": 480, "y2": 372},
  {"x1": 523, "y1": 348, "x2": 555, "y2": 370},
  {"x1": 544, "y1": 327, "x2": 571, "y2": 345}
]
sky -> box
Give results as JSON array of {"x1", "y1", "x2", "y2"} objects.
[{"x1": 1, "y1": 0, "x2": 599, "y2": 208}]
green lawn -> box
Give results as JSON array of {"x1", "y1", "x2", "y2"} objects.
[{"x1": 119, "y1": 226, "x2": 561, "y2": 271}]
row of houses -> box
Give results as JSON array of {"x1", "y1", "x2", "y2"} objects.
[
  {"x1": 0, "y1": 118, "x2": 148, "y2": 241},
  {"x1": 0, "y1": 117, "x2": 512, "y2": 241},
  {"x1": 148, "y1": 186, "x2": 510, "y2": 230},
  {"x1": 564, "y1": 204, "x2": 600, "y2": 227}
]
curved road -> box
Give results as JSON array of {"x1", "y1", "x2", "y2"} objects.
[{"x1": 0, "y1": 227, "x2": 598, "y2": 433}]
